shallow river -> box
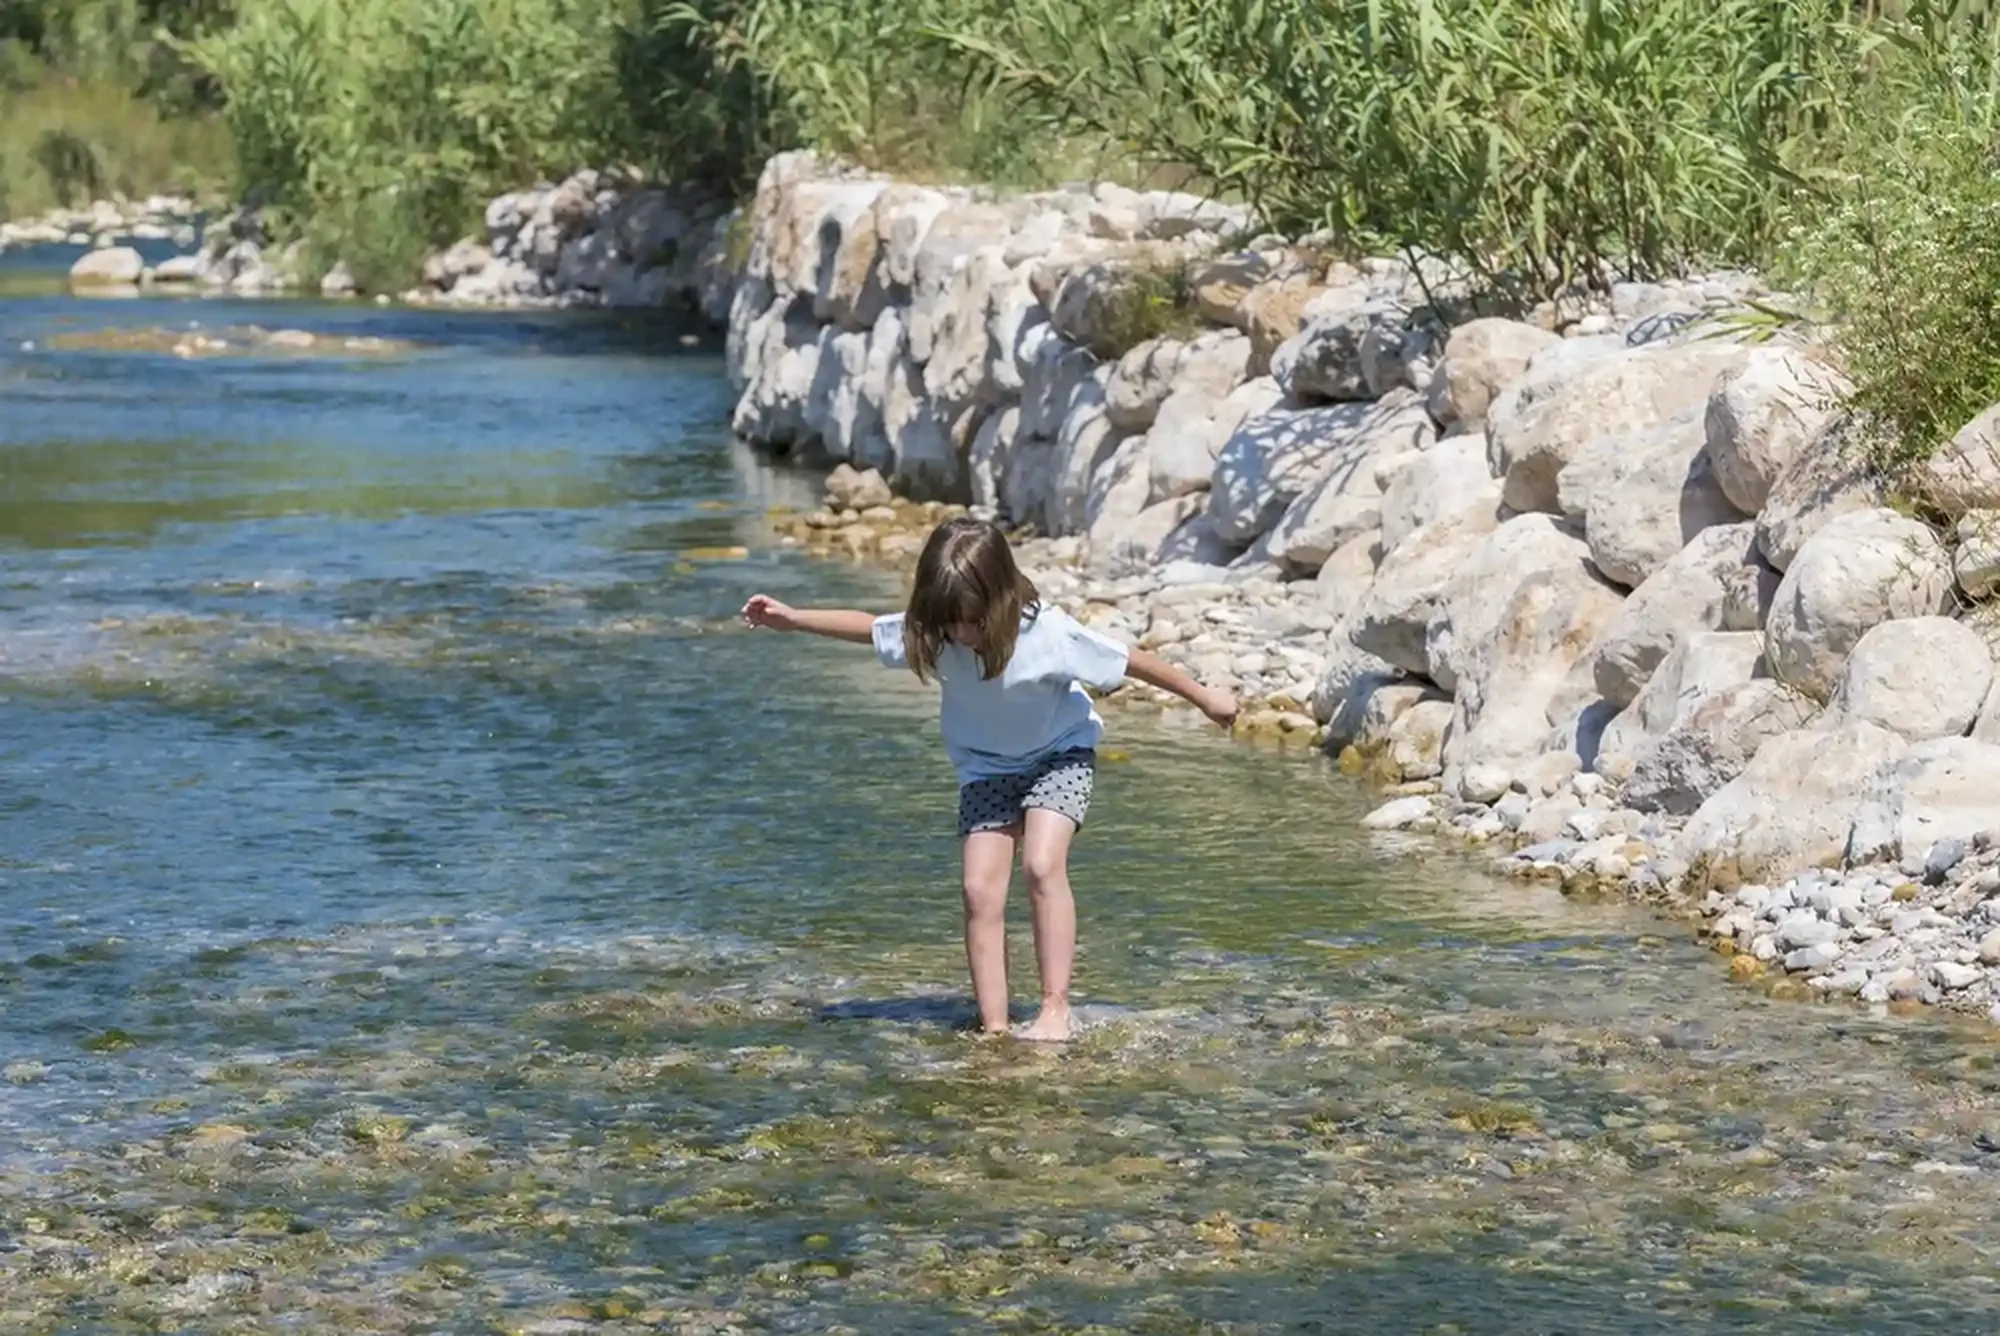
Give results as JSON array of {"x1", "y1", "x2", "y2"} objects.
[{"x1": 5, "y1": 253, "x2": 2000, "y2": 1334}]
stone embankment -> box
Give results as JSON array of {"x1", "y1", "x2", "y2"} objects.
[{"x1": 729, "y1": 150, "x2": 2000, "y2": 1023}]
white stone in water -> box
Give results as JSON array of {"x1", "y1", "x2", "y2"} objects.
[
  {"x1": 1361, "y1": 796, "x2": 1433, "y2": 830},
  {"x1": 1979, "y1": 928, "x2": 2000, "y2": 964},
  {"x1": 1785, "y1": 942, "x2": 1840, "y2": 972},
  {"x1": 1815, "y1": 966, "x2": 1872, "y2": 995}
]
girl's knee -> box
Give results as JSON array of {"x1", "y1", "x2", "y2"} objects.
[
  {"x1": 961, "y1": 873, "x2": 1008, "y2": 919},
  {"x1": 1021, "y1": 849, "x2": 1070, "y2": 897}
]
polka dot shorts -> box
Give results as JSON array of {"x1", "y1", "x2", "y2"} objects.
[{"x1": 957, "y1": 748, "x2": 1096, "y2": 838}]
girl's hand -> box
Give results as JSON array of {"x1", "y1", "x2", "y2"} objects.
[
  {"x1": 1200, "y1": 686, "x2": 1240, "y2": 730},
  {"x1": 741, "y1": 594, "x2": 798, "y2": 632}
]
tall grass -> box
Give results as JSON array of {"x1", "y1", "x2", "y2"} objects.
[
  {"x1": 0, "y1": 2, "x2": 233, "y2": 219},
  {"x1": 181, "y1": 0, "x2": 632, "y2": 288}
]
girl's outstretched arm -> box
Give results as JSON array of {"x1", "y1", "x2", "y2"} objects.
[
  {"x1": 740, "y1": 595, "x2": 877, "y2": 644},
  {"x1": 1125, "y1": 647, "x2": 1239, "y2": 729}
]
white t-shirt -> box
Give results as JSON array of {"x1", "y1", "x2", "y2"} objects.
[{"x1": 872, "y1": 606, "x2": 1132, "y2": 783}]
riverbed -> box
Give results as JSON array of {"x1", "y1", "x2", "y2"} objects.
[{"x1": 4, "y1": 253, "x2": 2000, "y2": 1333}]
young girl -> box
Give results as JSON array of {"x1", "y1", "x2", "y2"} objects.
[{"x1": 741, "y1": 516, "x2": 1238, "y2": 1042}]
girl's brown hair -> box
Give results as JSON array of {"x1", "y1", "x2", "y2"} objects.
[{"x1": 903, "y1": 517, "x2": 1040, "y2": 681}]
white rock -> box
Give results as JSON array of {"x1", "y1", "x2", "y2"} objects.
[
  {"x1": 1622, "y1": 678, "x2": 1816, "y2": 816},
  {"x1": 1377, "y1": 434, "x2": 1501, "y2": 558},
  {"x1": 1271, "y1": 293, "x2": 1405, "y2": 402},
  {"x1": 1754, "y1": 412, "x2": 1883, "y2": 571},
  {"x1": 1262, "y1": 393, "x2": 1437, "y2": 570},
  {"x1": 1105, "y1": 337, "x2": 1193, "y2": 431},
  {"x1": 1384, "y1": 698, "x2": 1456, "y2": 780},
  {"x1": 1582, "y1": 417, "x2": 1747, "y2": 589},
  {"x1": 1148, "y1": 373, "x2": 1281, "y2": 503},
  {"x1": 1846, "y1": 737, "x2": 2000, "y2": 865},
  {"x1": 1208, "y1": 393, "x2": 1410, "y2": 547},
  {"x1": 1922, "y1": 401, "x2": 2000, "y2": 518},
  {"x1": 1460, "y1": 764, "x2": 1513, "y2": 805},
  {"x1": 1422, "y1": 513, "x2": 1602, "y2": 694},
  {"x1": 1349, "y1": 501, "x2": 1504, "y2": 676},
  {"x1": 1704, "y1": 348, "x2": 1851, "y2": 513},
  {"x1": 1428, "y1": 317, "x2": 1560, "y2": 430},
  {"x1": 1362, "y1": 795, "x2": 1434, "y2": 830},
  {"x1": 1956, "y1": 510, "x2": 2000, "y2": 601},
  {"x1": 1588, "y1": 522, "x2": 1778, "y2": 709},
  {"x1": 1434, "y1": 523, "x2": 1627, "y2": 791},
  {"x1": 1763, "y1": 507, "x2": 1953, "y2": 702},
  {"x1": 1826, "y1": 616, "x2": 1993, "y2": 741},
  {"x1": 1485, "y1": 342, "x2": 1749, "y2": 515},
  {"x1": 1932, "y1": 960, "x2": 1983, "y2": 990},
  {"x1": 69, "y1": 245, "x2": 144, "y2": 285},
  {"x1": 1310, "y1": 530, "x2": 1384, "y2": 624},
  {"x1": 1677, "y1": 721, "x2": 1905, "y2": 883}
]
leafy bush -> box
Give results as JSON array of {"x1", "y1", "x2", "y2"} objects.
[
  {"x1": 181, "y1": 0, "x2": 631, "y2": 284},
  {"x1": 1778, "y1": 1, "x2": 2000, "y2": 480},
  {"x1": 938, "y1": 0, "x2": 1872, "y2": 301},
  {"x1": 0, "y1": 68, "x2": 232, "y2": 216}
]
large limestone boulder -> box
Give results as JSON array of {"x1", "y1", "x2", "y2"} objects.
[
  {"x1": 1704, "y1": 347, "x2": 1850, "y2": 513},
  {"x1": 1241, "y1": 271, "x2": 1325, "y2": 376},
  {"x1": 1600, "y1": 629, "x2": 1771, "y2": 758},
  {"x1": 1269, "y1": 289, "x2": 1399, "y2": 402},
  {"x1": 1262, "y1": 393, "x2": 1437, "y2": 570},
  {"x1": 1189, "y1": 250, "x2": 1293, "y2": 328},
  {"x1": 1486, "y1": 342, "x2": 1748, "y2": 515},
  {"x1": 730, "y1": 296, "x2": 824, "y2": 448},
  {"x1": 1312, "y1": 529, "x2": 1385, "y2": 622},
  {"x1": 1588, "y1": 521, "x2": 1778, "y2": 709},
  {"x1": 1436, "y1": 542, "x2": 1628, "y2": 791},
  {"x1": 1623, "y1": 677, "x2": 1819, "y2": 815},
  {"x1": 1147, "y1": 367, "x2": 1275, "y2": 502},
  {"x1": 1209, "y1": 393, "x2": 1421, "y2": 546},
  {"x1": 1763, "y1": 507, "x2": 1953, "y2": 702},
  {"x1": 1378, "y1": 435, "x2": 1501, "y2": 557},
  {"x1": 802, "y1": 326, "x2": 880, "y2": 462},
  {"x1": 1045, "y1": 371, "x2": 1127, "y2": 536},
  {"x1": 1349, "y1": 502, "x2": 1505, "y2": 676},
  {"x1": 1582, "y1": 420, "x2": 1746, "y2": 589},
  {"x1": 1920, "y1": 402, "x2": 2000, "y2": 518},
  {"x1": 1384, "y1": 697, "x2": 1457, "y2": 780},
  {"x1": 1556, "y1": 417, "x2": 1692, "y2": 524},
  {"x1": 1424, "y1": 514, "x2": 1602, "y2": 694},
  {"x1": 1825, "y1": 616, "x2": 1992, "y2": 741},
  {"x1": 1954, "y1": 510, "x2": 2000, "y2": 600},
  {"x1": 1428, "y1": 317, "x2": 1560, "y2": 431},
  {"x1": 1105, "y1": 337, "x2": 1193, "y2": 431},
  {"x1": 70, "y1": 246, "x2": 146, "y2": 286},
  {"x1": 1312, "y1": 642, "x2": 1414, "y2": 748},
  {"x1": 1753, "y1": 412, "x2": 1883, "y2": 571},
  {"x1": 1085, "y1": 435, "x2": 1204, "y2": 569},
  {"x1": 1846, "y1": 737, "x2": 2000, "y2": 865},
  {"x1": 921, "y1": 246, "x2": 1018, "y2": 413},
  {"x1": 1677, "y1": 721, "x2": 1906, "y2": 883}
]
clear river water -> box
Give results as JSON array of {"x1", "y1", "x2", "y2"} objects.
[{"x1": 6, "y1": 248, "x2": 2000, "y2": 1334}]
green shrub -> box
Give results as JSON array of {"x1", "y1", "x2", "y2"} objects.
[
  {"x1": 1778, "y1": 1, "x2": 2000, "y2": 481},
  {"x1": 0, "y1": 71, "x2": 232, "y2": 217},
  {"x1": 938, "y1": 0, "x2": 1874, "y2": 302},
  {"x1": 180, "y1": 0, "x2": 633, "y2": 285}
]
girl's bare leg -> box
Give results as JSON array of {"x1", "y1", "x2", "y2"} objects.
[
  {"x1": 960, "y1": 827, "x2": 1019, "y2": 1033},
  {"x1": 1017, "y1": 808, "x2": 1078, "y2": 1042}
]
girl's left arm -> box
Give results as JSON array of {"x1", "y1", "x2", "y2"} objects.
[{"x1": 1124, "y1": 648, "x2": 1239, "y2": 729}]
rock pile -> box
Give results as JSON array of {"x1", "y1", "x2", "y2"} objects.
[
  {"x1": 730, "y1": 151, "x2": 2000, "y2": 1021},
  {"x1": 409, "y1": 169, "x2": 735, "y2": 317},
  {"x1": 3, "y1": 195, "x2": 199, "y2": 252}
]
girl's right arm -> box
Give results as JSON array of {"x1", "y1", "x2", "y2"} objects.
[{"x1": 740, "y1": 595, "x2": 877, "y2": 645}]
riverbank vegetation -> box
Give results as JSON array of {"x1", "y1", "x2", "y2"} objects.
[
  {"x1": 0, "y1": 2, "x2": 233, "y2": 218},
  {"x1": 25, "y1": 0, "x2": 2000, "y2": 469}
]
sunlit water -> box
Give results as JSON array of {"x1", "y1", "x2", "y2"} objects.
[{"x1": 5, "y1": 252, "x2": 2000, "y2": 1334}]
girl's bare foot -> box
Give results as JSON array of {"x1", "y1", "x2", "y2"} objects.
[{"x1": 1015, "y1": 1002, "x2": 1074, "y2": 1043}]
